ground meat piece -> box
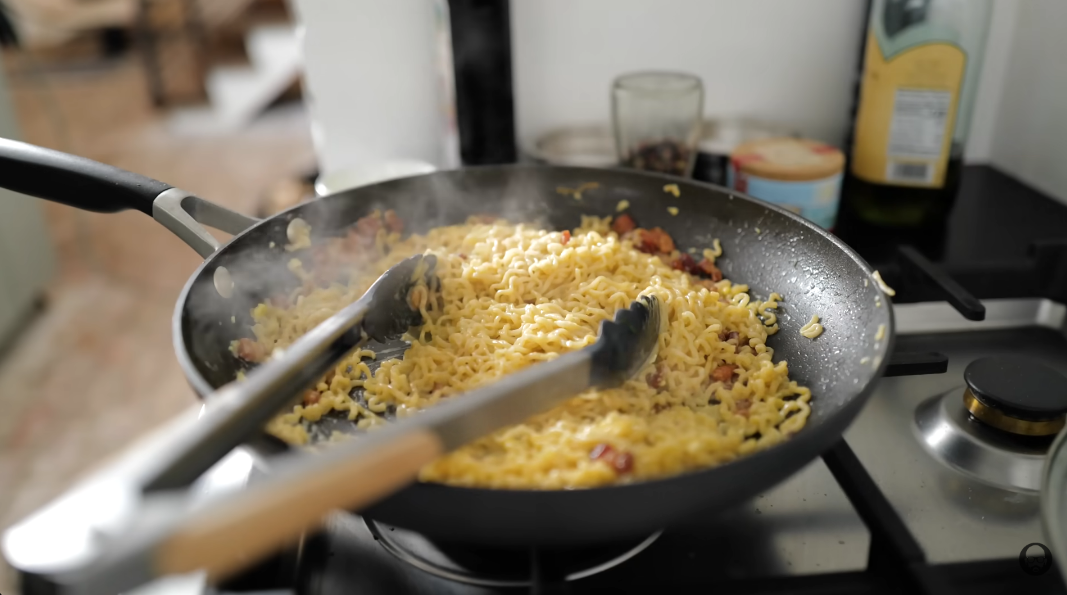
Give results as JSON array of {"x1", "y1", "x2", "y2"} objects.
[
  {"x1": 655, "y1": 229, "x2": 675, "y2": 253},
  {"x1": 270, "y1": 293, "x2": 291, "y2": 309},
  {"x1": 561, "y1": 230, "x2": 571, "y2": 245},
  {"x1": 355, "y1": 212, "x2": 383, "y2": 237},
  {"x1": 341, "y1": 226, "x2": 376, "y2": 253},
  {"x1": 383, "y1": 209, "x2": 404, "y2": 233},
  {"x1": 636, "y1": 227, "x2": 675, "y2": 254},
  {"x1": 635, "y1": 230, "x2": 657, "y2": 254},
  {"x1": 711, "y1": 364, "x2": 737, "y2": 384},
  {"x1": 697, "y1": 259, "x2": 723, "y2": 281},
  {"x1": 590, "y1": 443, "x2": 635, "y2": 475},
  {"x1": 735, "y1": 398, "x2": 752, "y2": 417},
  {"x1": 612, "y1": 213, "x2": 636, "y2": 235},
  {"x1": 590, "y1": 443, "x2": 616, "y2": 461},
  {"x1": 719, "y1": 330, "x2": 739, "y2": 343},
  {"x1": 646, "y1": 367, "x2": 665, "y2": 389},
  {"x1": 458, "y1": 253, "x2": 468, "y2": 260},
  {"x1": 323, "y1": 370, "x2": 336, "y2": 385},
  {"x1": 672, "y1": 253, "x2": 697, "y2": 272},
  {"x1": 235, "y1": 338, "x2": 266, "y2": 363},
  {"x1": 652, "y1": 403, "x2": 671, "y2": 414},
  {"x1": 303, "y1": 390, "x2": 321, "y2": 406}
]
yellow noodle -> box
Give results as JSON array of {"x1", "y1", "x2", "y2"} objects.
[
  {"x1": 799, "y1": 315, "x2": 824, "y2": 339},
  {"x1": 250, "y1": 215, "x2": 811, "y2": 489}
]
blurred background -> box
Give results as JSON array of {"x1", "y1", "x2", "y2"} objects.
[{"x1": 0, "y1": 0, "x2": 1064, "y2": 591}]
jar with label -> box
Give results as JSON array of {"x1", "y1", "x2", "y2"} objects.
[
  {"x1": 728, "y1": 138, "x2": 845, "y2": 230},
  {"x1": 693, "y1": 119, "x2": 797, "y2": 187}
]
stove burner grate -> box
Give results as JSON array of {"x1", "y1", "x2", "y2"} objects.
[{"x1": 365, "y1": 519, "x2": 661, "y2": 587}]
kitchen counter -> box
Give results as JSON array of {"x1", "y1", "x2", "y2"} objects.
[{"x1": 836, "y1": 165, "x2": 1067, "y2": 265}]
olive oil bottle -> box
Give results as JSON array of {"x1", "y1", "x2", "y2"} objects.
[{"x1": 840, "y1": 0, "x2": 992, "y2": 232}]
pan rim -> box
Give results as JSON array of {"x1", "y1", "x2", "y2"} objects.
[{"x1": 171, "y1": 164, "x2": 895, "y2": 497}]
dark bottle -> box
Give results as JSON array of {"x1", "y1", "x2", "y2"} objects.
[
  {"x1": 839, "y1": 0, "x2": 992, "y2": 240},
  {"x1": 447, "y1": 0, "x2": 517, "y2": 165}
]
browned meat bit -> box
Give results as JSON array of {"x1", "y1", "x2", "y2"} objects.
[
  {"x1": 458, "y1": 253, "x2": 468, "y2": 260},
  {"x1": 697, "y1": 259, "x2": 723, "y2": 281},
  {"x1": 671, "y1": 252, "x2": 695, "y2": 272},
  {"x1": 383, "y1": 209, "x2": 404, "y2": 233},
  {"x1": 590, "y1": 443, "x2": 615, "y2": 461},
  {"x1": 561, "y1": 230, "x2": 571, "y2": 245},
  {"x1": 235, "y1": 338, "x2": 266, "y2": 363},
  {"x1": 719, "y1": 330, "x2": 739, "y2": 343},
  {"x1": 303, "y1": 390, "x2": 321, "y2": 406},
  {"x1": 270, "y1": 293, "x2": 291, "y2": 309},
  {"x1": 635, "y1": 227, "x2": 675, "y2": 254},
  {"x1": 652, "y1": 403, "x2": 671, "y2": 414},
  {"x1": 341, "y1": 226, "x2": 374, "y2": 252},
  {"x1": 711, "y1": 364, "x2": 738, "y2": 384},
  {"x1": 323, "y1": 369, "x2": 337, "y2": 386},
  {"x1": 654, "y1": 229, "x2": 675, "y2": 253},
  {"x1": 735, "y1": 398, "x2": 752, "y2": 417},
  {"x1": 646, "y1": 368, "x2": 665, "y2": 389},
  {"x1": 612, "y1": 213, "x2": 636, "y2": 235},
  {"x1": 613, "y1": 452, "x2": 635, "y2": 474},
  {"x1": 590, "y1": 443, "x2": 635, "y2": 475},
  {"x1": 355, "y1": 212, "x2": 383, "y2": 237}
]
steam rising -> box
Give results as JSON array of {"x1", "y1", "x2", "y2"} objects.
[{"x1": 183, "y1": 168, "x2": 592, "y2": 387}]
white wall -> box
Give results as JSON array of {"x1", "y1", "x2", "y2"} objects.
[
  {"x1": 291, "y1": 0, "x2": 1067, "y2": 202},
  {"x1": 511, "y1": 0, "x2": 868, "y2": 149},
  {"x1": 985, "y1": 0, "x2": 1067, "y2": 203},
  {"x1": 963, "y1": 0, "x2": 1019, "y2": 163},
  {"x1": 290, "y1": 0, "x2": 449, "y2": 173}
]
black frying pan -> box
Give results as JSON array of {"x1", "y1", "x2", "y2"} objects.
[{"x1": 0, "y1": 139, "x2": 893, "y2": 546}]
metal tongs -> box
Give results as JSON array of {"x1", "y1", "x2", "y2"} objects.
[
  {"x1": 4, "y1": 253, "x2": 663, "y2": 595},
  {"x1": 3, "y1": 254, "x2": 437, "y2": 594}
]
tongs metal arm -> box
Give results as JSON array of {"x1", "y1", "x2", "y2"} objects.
[
  {"x1": 141, "y1": 299, "x2": 371, "y2": 492},
  {"x1": 143, "y1": 254, "x2": 436, "y2": 492},
  {"x1": 2, "y1": 255, "x2": 437, "y2": 595}
]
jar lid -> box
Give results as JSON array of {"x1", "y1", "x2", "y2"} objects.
[{"x1": 730, "y1": 138, "x2": 844, "y2": 182}]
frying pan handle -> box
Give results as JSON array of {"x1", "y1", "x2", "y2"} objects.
[
  {"x1": 0, "y1": 138, "x2": 259, "y2": 258},
  {"x1": 0, "y1": 138, "x2": 168, "y2": 214},
  {"x1": 153, "y1": 189, "x2": 260, "y2": 258}
]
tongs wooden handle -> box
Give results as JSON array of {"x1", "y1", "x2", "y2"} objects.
[
  {"x1": 155, "y1": 295, "x2": 661, "y2": 580},
  {"x1": 3, "y1": 289, "x2": 659, "y2": 595},
  {"x1": 159, "y1": 427, "x2": 444, "y2": 579}
]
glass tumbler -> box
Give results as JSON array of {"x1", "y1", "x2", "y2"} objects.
[{"x1": 612, "y1": 72, "x2": 704, "y2": 177}]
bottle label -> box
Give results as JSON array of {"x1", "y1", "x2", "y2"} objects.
[{"x1": 850, "y1": 32, "x2": 966, "y2": 188}]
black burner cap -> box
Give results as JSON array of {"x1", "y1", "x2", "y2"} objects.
[{"x1": 964, "y1": 356, "x2": 1067, "y2": 421}]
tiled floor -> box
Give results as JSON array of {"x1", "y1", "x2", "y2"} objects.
[{"x1": 0, "y1": 55, "x2": 315, "y2": 593}]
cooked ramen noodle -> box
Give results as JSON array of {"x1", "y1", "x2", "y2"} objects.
[{"x1": 232, "y1": 210, "x2": 812, "y2": 489}]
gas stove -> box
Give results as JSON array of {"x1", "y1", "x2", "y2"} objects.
[{"x1": 118, "y1": 166, "x2": 1067, "y2": 595}]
